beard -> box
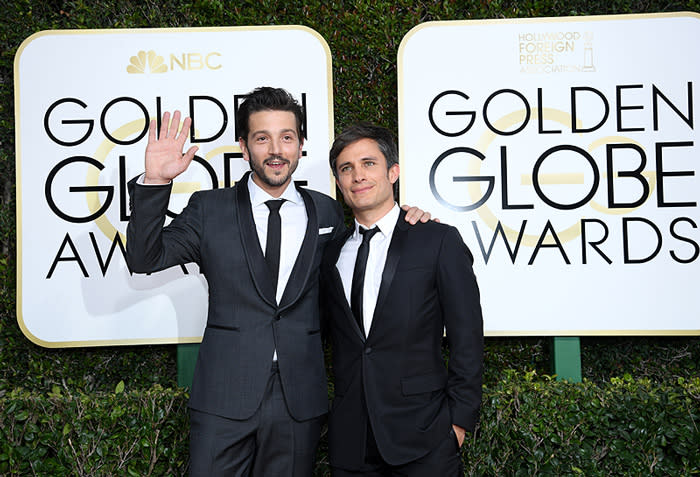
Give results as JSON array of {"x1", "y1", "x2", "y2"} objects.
[{"x1": 249, "y1": 154, "x2": 298, "y2": 188}]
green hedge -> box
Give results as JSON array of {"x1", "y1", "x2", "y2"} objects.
[
  {"x1": 0, "y1": 385, "x2": 190, "y2": 476},
  {"x1": 470, "y1": 373, "x2": 700, "y2": 475},
  {"x1": 1, "y1": 1, "x2": 700, "y2": 475},
  {"x1": 2, "y1": 376, "x2": 698, "y2": 476}
]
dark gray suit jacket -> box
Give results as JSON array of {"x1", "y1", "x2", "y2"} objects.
[
  {"x1": 127, "y1": 171, "x2": 344, "y2": 421},
  {"x1": 321, "y1": 209, "x2": 484, "y2": 469}
]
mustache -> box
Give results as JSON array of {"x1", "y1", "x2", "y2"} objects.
[{"x1": 263, "y1": 156, "x2": 290, "y2": 165}]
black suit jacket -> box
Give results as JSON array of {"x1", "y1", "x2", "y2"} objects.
[
  {"x1": 321, "y1": 209, "x2": 484, "y2": 468},
  {"x1": 127, "y1": 171, "x2": 345, "y2": 421}
]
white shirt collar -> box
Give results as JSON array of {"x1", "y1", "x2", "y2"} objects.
[
  {"x1": 247, "y1": 173, "x2": 303, "y2": 208},
  {"x1": 353, "y1": 203, "x2": 400, "y2": 239}
]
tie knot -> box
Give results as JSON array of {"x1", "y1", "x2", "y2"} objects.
[
  {"x1": 359, "y1": 226, "x2": 379, "y2": 244},
  {"x1": 265, "y1": 199, "x2": 285, "y2": 213}
]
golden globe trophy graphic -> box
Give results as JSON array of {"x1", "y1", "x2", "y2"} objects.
[{"x1": 583, "y1": 32, "x2": 595, "y2": 72}]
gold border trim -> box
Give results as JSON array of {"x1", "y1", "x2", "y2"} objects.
[
  {"x1": 397, "y1": 11, "x2": 700, "y2": 339},
  {"x1": 15, "y1": 25, "x2": 334, "y2": 348}
]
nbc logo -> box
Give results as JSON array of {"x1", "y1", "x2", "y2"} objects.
[{"x1": 126, "y1": 50, "x2": 167, "y2": 74}]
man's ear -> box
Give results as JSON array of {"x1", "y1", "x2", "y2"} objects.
[
  {"x1": 239, "y1": 138, "x2": 249, "y2": 162},
  {"x1": 389, "y1": 163, "x2": 400, "y2": 184}
]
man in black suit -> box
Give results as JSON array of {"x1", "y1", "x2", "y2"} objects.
[
  {"x1": 321, "y1": 123, "x2": 484, "y2": 476},
  {"x1": 127, "y1": 88, "x2": 428, "y2": 476}
]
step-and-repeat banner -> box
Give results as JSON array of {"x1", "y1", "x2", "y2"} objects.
[
  {"x1": 16, "y1": 26, "x2": 334, "y2": 346},
  {"x1": 399, "y1": 13, "x2": 700, "y2": 335}
]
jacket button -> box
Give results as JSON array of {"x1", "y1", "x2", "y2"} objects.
[
  {"x1": 365, "y1": 347, "x2": 372, "y2": 354},
  {"x1": 274, "y1": 313, "x2": 281, "y2": 321}
]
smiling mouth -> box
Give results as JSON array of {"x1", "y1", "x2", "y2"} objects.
[
  {"x1": 351, "y1": 185, "x2": 373, "y2": 195},
  {"x1": 264, "y1": 158, "x2": 289, "y2": 170}
]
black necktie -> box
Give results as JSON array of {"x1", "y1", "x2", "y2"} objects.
[
  {"x1": 265, "y1": 199, "x2": 285, "y2": 295},
  {"x1": 351, "y1": 226, "x2": 380, "y2": 335}
]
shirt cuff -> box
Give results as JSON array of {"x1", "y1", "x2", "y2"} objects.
[{"x1": 137, "y1": 173, "x2": 172, "y2": 186}]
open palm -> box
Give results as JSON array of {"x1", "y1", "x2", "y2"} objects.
[{"x1": 144, "y1": 110, "x2": 199, "y2": 184}]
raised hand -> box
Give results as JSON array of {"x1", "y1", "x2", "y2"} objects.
[{"x1": 144, "y1": 110, "x2": 199, "y2": 184}]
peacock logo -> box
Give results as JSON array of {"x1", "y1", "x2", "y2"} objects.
[{"x1": 126, "y1": 50, "x2": 167, "y2": 74}]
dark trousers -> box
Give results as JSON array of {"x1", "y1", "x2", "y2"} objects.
[
  {"x1": 331, "y1": 428, "x2": 463, "y2": 477},
  {"x1": 189, "y1": 363, "x2": 322, "y2": 477}
]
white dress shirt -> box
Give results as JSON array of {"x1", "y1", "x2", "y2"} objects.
[
  {"x1": 247, "y1": 174, "x2": 307, "y2": 304},
  {"x1": 336, "y1": 204, "x2": 400, "y2": 336}
]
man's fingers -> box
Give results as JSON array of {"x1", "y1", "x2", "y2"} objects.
[
  {"x1": 183, "y1": 145, "x2": 199, "y2": 163},
  {"x1": 452, "y1": 424, "x2": 466, "y2": 447},
  {"x1": 177, "y1": 116, "x2": 192, "y2": 146},
  {"x1": 152, "y1": 111, "x2": 194, "y2": 167},
  {"x1": 176, "y1": 146, "x2": 198, "y2": 176},
  {"x1": 147, "y1": 119, "x2": 156, "y2": 143},
  {"x1": 169, "y1": 111, "x2": 182, "y2": 138},
  {"x1": 159, "y1": 111, "x2": 170, "y2": 139},
  {"x1": 401, "y1": 205, "x2": 431, "y2": 224}
]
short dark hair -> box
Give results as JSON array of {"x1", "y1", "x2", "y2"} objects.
[
  {"x1": 328, "y1": 122, "x2": 398, "y2": 178},
  {"x1": 236, "y1": 87, "x2": 304, "y2": 142}
]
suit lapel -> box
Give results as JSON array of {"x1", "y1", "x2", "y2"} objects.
[
  {"x1": 326, "y1": 228, "x2": 366, "y2": 342},
  {"x1": 278, "y1": 185, "x2": 318, "y2": 310},
  {"x1": 235, "y1": 172, "x2": 278, "y2": 308},
  {"x1": 368, "y1": 210, "x2": 409, "y2": 337}
]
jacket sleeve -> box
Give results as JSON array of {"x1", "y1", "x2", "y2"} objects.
[
  {"x1": 319, "y1": 200, "x2": 347, "y2": 341},
  {"x1": 330, "y1": 200, "x2": 347, "y2": 240},
  {"x1": 437, "y1": 226, "x2": 484, "y2": 432},
  {"x1": 125, "y1": 176, "x2": 203, "y2": 273}
]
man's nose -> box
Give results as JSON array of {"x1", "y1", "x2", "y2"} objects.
[
  {"x1": 269, "y1": 137, "x2": 282, "y2": 155},
  {"x1": 352, "y1": 167, "x2": 365, "y2": 182}
]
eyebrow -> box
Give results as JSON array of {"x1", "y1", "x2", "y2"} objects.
[
  {"x1": 337, "y1": 156, "x2": 377, "y2": 169},
  {"x1": 250, "y1": 128, "x2": 297, "y2": 136}
]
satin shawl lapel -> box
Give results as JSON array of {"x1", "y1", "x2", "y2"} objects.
[
  {"x1": 369, "y1": 210, "x2": 409, "y2": 336},
  {"x1": 278, "y1": 185, "x2": 318, "y2": 310},
  {"x1": 235, "y1": 172, "x2": 277, "y2": 308},
  {"x1": 328, "y1": 228, "x2": 365, "y2": 342}
]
